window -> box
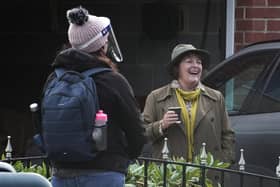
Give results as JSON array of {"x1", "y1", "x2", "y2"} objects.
[
  {"x1": 261, "y1": 62, "x2": 280, "y2": 112},
  {"x1": 218, "y1": 52, "x2": 277, "y2": 114}
]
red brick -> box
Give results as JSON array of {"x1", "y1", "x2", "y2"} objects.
[
  {"x1": 237, "y1": 0, "x2": 266, "y2": 6},
  {"x1": 235, "y1": 32, "x2": 244, "y2": 43},
  {"x1": 246, "y1": 8, "x2": 280, "y2": 19},
  {"x1": 245, "y1": 32, "x2": 280, "y2": 43},
  {"x1": 265, "y1": 33, "x2": 280, "y2": 40},
  {"x1": 268, "y1": 0, "x2": 280, "y2": 6},
  {"x1": 236, "y1": 20, "x2": 265, "y2": 31},
  {"x1": 267, "y1": 20, "x2": 280, "y2": 31},
  {"x1": 245, "y1": 32, "x2": 266, "y2": 43},
  {"x1": 236, "y1": 8, "x2": 244, "y2": 19},
  {"x1": 235, "y1": 44, "x2": 245, "y2": 52}
]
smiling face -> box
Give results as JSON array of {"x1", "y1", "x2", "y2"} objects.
[{"x1": 177, "y1": 53, "x2": 203, "y2": 91}]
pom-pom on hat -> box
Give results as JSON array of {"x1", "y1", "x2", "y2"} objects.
[{"x1": 67, "y1": 6, "x2": 110, "y2": 53}]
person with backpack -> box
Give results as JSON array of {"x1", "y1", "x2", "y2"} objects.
[{"x1": 39, "y1": 6, "x2": 147, "y2": 187}]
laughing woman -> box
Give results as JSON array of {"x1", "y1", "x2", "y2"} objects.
[{"x1": 143, "y1": 44, "x2": 235, "y2": 165}]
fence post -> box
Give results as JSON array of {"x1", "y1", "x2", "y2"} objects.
[
  {"x1": 182, "y1": 164, "x2": 186, "y2": 187},
  {"x1": 200, "y1": 142, "x2": 207, "y2": 187},
  {"x1": 144, "y1": 159, "x2": 148, "y2": 187},
  {"x1": 161, "y1": 137, "x2": 169, "y2": 187},
  {"x1": 238, "y1": 149, "x2": 246, "y2": 187}
]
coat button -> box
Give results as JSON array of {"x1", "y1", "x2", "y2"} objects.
[{"x1": 211, "y1": 117, "x2": 214, "y2": 122}]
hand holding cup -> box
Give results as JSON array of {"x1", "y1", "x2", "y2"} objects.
[
  {"x1": 161, "y1": 107, "x2": 182, "y2": 130},
  {"x1": 168, "y1": 107, "x2": 182, "y2": 124}
]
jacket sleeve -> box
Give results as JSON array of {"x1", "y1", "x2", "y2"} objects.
[
  {"x1": 113, "y1": 73, "x2": 147, "y2": 159},
  {"x1": 220, "y1": 94, "x2": 236, "y2": 164},
  {"x1": 142, "y1": 92, "x2": 165, "y2": 142}
]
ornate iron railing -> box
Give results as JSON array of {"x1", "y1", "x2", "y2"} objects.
[{"x1": 2, "y1": 135, "x2": 280, "y2": 187}]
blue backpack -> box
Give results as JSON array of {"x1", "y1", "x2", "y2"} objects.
[{"x1": 40, "y1": 67, "x2": 111, "y2": 162}]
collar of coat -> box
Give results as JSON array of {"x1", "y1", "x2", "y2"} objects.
[{"x1": 155, "y1": 80, "x2": 220, "y2": 102}]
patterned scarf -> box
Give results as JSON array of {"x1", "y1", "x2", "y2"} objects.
[{"x1": 175, "y1": 88, "x2": 201, "y2": 162}]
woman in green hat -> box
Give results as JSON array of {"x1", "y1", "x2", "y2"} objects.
[{"x1": 143, "y1": 44, "x2": 235, "y2": 165}]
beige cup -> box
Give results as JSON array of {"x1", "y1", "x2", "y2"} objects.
[{"x1": 168, "y1": 107, "x2": 182, "y2": 124}]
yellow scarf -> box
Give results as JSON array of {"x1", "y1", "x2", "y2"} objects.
[{"x1": 175, "y1": 88, "x2": 201, "y2": 162}]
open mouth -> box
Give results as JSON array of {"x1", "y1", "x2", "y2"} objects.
[{"x1": 188, "y1": 71, "x2": 200, "y2": 75}]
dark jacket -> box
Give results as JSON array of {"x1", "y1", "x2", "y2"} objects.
[{"x1": 44, "y1": 48, "x2": 146, "y2": 174}]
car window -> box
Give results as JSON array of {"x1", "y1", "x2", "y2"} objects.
[
  {"x1": 222, "y1": 62, "x2": 266, "y2": 113},
  {"x1": 260, "y1": 62, "x2": 280, "y2": 112},
  {"x1": 217, "y1": 52, "x2": 276, "y2": 114}
]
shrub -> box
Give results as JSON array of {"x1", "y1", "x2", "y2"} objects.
[
  {"x1": 126, "y1": 153, "x2": 230, "y2": 187},
  {"x1": 2, "y1": 151, "x2": 230, "y2": 186}
]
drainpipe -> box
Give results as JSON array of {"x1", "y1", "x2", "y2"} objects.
[
  {"x1": 226, "y1": 0, "x2": 235, "y2": 58},
  {"x1": 225, "y1": 0, "x2": 235, "y2": 110}
]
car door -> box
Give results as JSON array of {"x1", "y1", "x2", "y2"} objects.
[{"x1": 203, "y1": 42, "x2": 280, "y2": 179}]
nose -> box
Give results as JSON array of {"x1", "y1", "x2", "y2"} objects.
[{"x1": 192, "y1": 60, "x2": 201, "y2": 67}]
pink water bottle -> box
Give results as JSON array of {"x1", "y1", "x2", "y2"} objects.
[{"x1": 92, "y1": 110, "x2": 108, "y2": 151}]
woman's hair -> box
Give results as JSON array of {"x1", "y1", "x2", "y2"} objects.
[
  {"x1": 169, "y1": 62, "x2": 180, "y2": 80},
  {"x1": 169, "y1": 53, "x2": 206, "y2": 80},
  {"x1": 91, "y1": 49, "x2": 119, "y2": 72},
  {"x1": 56, "y1": 42, "x2": 118, "y2": 72},
  {"x1": 56, "y1": 43, "x2": 71, "y2": 55}
]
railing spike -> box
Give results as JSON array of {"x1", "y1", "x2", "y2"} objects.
[
  {"x1": 161, "y1": 137, "x2": 169, "y2": 160},
  {"x1": 238, "y1": 148, "x2": 245, "y2": 171},
  {"x1": 5, "y1": 136, "x2": 13, "y2": 160},
  {"x1": 200, "y1": 142, "x2": 207, "y2": 165},
  {"x1": 276, "y1": 156, "x2": 280, "y2": 177}
]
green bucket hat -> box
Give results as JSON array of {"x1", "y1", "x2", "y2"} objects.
[{"x1": 169, "y1": 44, "x2": 210, "y2": 69}]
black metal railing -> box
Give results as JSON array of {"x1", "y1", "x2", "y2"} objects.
[
  {"x1": 1, "y1": 155, "x2": 50, "y2": 177},
  {"x1": 2, "y1": 135, "x2": 280, "y2": 186},
  {"x1": 2, "y1": 155, "x2": 280, "y2": 187},
  {"x1": 137, "y1": 157, "x2": 280, "y2": 187}
]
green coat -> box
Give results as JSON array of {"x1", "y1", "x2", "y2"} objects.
[{"x1": 143, "y1": 81, "x2": 235, "y2": 163}]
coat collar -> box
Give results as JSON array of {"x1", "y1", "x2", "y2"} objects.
[{"x1": 157, "y1": 80, "x2": 219, "y2": 102}]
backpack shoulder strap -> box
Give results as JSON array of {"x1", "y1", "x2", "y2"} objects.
[{"x1": 82, "y1": 67, "x2": 112, "y2": 77}]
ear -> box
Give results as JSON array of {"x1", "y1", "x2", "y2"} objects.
[
  {"x1": 101, "y1": 43, "x2": 108, "y2": 53},
  {"x1": 99, "y1": 47, "x2": 107, "y2": 56}
]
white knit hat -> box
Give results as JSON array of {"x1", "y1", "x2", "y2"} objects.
[{"x1": 67, "y1": 7, "x2": 110, "y2": 53}]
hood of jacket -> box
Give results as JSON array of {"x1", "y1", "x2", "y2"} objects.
[{"x1": 52, "y1": 48, "x2": 110, "y2": 72}]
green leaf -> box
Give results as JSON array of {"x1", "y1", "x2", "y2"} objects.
[{"x1": 1, "y1": 154, "x2": 6, "y2": 160}]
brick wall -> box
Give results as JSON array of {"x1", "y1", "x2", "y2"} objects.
[{"x1": 235, "y1": 0, "x2": 280, "y2": 51}]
